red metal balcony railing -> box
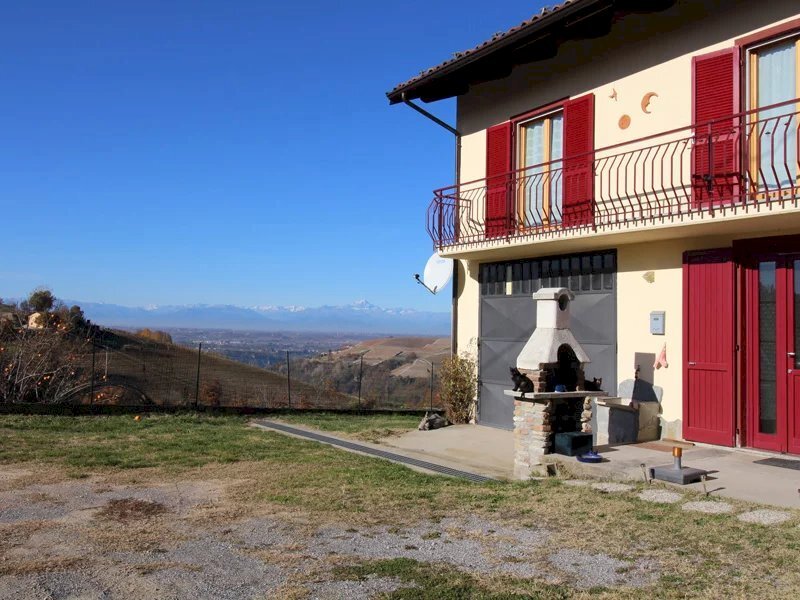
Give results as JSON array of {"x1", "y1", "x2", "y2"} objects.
[{"x1": 427, "y1": 98, "x2": 800, "y2": 249}]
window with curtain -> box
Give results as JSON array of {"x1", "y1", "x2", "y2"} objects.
[
  {"x1": 518, "y1": 111, "x2": 563, "y2": 226},
  {"x1": 749, "y1": 37, "x2": 799, "y2": 191}
]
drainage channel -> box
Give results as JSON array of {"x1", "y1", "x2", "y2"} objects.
[{"x1": 253, "y1": 420, "x2": 495, "y2": 483}]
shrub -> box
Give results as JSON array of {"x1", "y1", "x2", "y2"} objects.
[
  {"x1": 136, "y1": 329, "x2": 174, "y2": 344},
  {"x1": 200, "y1": 379, "x2": 222, "y2": 406},
  {"x1": 46, "y1": 304, "x2": 89, "y2": 333},
  {"x1": 438, "y1": 353, "x2": 477, "y2": 424}
]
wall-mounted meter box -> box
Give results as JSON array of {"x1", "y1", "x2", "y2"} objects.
[{"x1": 650, "y1": 311, "x2": 665, "y2": 335}]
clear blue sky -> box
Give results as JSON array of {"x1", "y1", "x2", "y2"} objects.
[{"x1": 1, "y1": 1, "x2": 541, "y2": 312}]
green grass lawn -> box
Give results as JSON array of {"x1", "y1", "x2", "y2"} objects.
[
  {"x1": 273, "y1": 410, "x2": 420, "y2": 441},
  {"x1": 1, "y1": 413, "x2": 799, "y2": 598},
  {"x1": 0, "y1": 413, "x2": 286, "y2": 470}
]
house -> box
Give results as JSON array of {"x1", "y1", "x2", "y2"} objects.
[{"x1": 388, "y1": 0, "x2": 800, "y2": 455}]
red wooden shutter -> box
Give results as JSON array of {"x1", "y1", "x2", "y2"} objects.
[
  {"x1": 692, "y1": 48, "x2": 741, "y2": 206},
  {"x1": 485, "y1": 122, "x2": 513, "y2": 238},
  {"x1": 683, "y1": 249, "x2": 735, "y2": 446},
  {"x1": 562, "y1": 94, "x2": 595, "y2": 228}
]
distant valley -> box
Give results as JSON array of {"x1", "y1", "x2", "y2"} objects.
[
  {"x1": 68, "y1": 299, "x2": 450, "y2": 335},
  {"x1": 163, "y1": 328, "x2": 373, "y2": 368}
]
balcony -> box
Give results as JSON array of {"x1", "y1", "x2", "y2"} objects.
[{"x1": 427, "y1": 98, "x2": 800, "y2": 253}]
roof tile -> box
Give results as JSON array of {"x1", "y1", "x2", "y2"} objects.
[{"x1": 387, "y1": 0, "x2": 579, "y2": 98}]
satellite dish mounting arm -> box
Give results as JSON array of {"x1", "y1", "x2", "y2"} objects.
[{"x1": 414, "y1": 274, "x2": 437, "y2": 295}]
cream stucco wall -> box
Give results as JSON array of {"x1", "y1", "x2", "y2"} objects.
[
  {"x1": 616, "y1": 222, "x2": 800, "y2": 440},
  {"x1": 616, "y1": 237, "x2": 725, "y2": 439},
  {"x1": 449, "y1": 0, "x2": 800, "y2": 437},
  {"x1": 459, "y1": 130, "x2": 486, "y2": 184},
  {"x1": 455, "y1": 259, "x2": 480, "y2": 361},
  {"x1": 456, "y1": 218, "x2": 800, "y2": 439},
  {"x1": 457, "y1": 0, "x2": 800, "y2": 139},
  {"x1": 451, "y1": 1, "x2": 800, "y2": 258}
]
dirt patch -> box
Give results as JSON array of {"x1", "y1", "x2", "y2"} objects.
[
  {"x1": 0, "y1": 468, "x2": 32, "y2": 484},
  {"x1": 96, "y1": 498, "x2": 168, "y2": 522}
]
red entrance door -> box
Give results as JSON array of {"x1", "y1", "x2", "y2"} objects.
[
  {"x1": 683, "y1": 249, "x2": 735, "y2": 446},
  {"x1": 745, "y1": 255, "x2": 800, "y2": 454}
]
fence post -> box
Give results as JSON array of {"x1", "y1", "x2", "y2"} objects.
[
  {"x1": 90, "y1": 343, "x2": 96, "y2": 405},
  {"x1": 286, "y1": 351, "x2": 292, "y2": 409},
  {"x1": 430, "y1": 364, "x2": 434, "y2": 412},
  {"x1": 357, "y1": 354, "x2": 363, "y2": 410},
  {"x1": 194, "y1": 343, "x2": 202, "y2": 408}
]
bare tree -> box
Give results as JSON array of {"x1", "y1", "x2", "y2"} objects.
[{"x1": 0, "y1": 325, "x2": 91, "y2": 403}]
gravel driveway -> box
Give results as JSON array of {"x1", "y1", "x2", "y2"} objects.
[{"x1": 0, "y1": 470, "x2": 660, "y2": 599}]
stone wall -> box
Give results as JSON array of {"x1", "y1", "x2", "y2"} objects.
[
  {"x1": 512, "y1": 396, "x2": 595, "y2": 480},
  {"x1": 513, "y1": 399, "x2": 552, "y2": 480}
]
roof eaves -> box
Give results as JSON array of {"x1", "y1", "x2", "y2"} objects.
[{"x1": 386, "y1": 0, "x2": 593, "y2": 104}]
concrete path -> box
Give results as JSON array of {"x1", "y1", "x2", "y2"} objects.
[
  {"x1": 251, "y1": 420, "x2": 494, "y2": 482},
  {"x1": 380, "y1": 424, "x2": 515, "y2": 480},
  {"x1": 551, "y1": 442, "x2": 800, "y2": 509},
  {"x1": 385, "y1": 425, "x2": 800, "y2": 509}
]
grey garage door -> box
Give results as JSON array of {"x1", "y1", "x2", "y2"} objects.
[{"x1": 478, "y1": 251, "x2": 617, "y2": 429}]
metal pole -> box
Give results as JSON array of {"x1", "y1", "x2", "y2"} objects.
[
  {"x1": 358, "y1": 354, "x2": 363, "y2": 410},
  {"x1": 286, "y1": 351, "x2": 292, "y2": 409},
  {"x1": 90, "y1": 343, "x2": 96, "y2": 405},
  {"x1": 194, "y1": 343, "x2": 202, "y2": 408},
  {"x1": 413, "y1": 358, "x2": 434, "y2": 412},
  {"x1": 430, "y1": 365, "x2": 434, "y2": 412}
]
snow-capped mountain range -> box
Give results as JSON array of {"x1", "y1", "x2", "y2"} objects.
[{"x1": 65, "y1": 299, "x2": 449, "y2": 334}]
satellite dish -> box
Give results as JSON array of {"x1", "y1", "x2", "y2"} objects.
[{"x1": 414, "y1": 254, "x2": 453, "y2": 295}]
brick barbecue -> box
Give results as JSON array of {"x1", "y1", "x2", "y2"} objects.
[{"x1": 506, "y1": 288, "x2": 607, "y2": 479}]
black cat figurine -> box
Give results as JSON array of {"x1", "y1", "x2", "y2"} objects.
[
  {"x1": 510, "y1": 367, "x2": 534, "y2": 394},
  {"x1": 579, "y1": 377, "x2": 603, "y2": 392}
]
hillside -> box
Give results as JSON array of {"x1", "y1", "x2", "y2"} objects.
[
  {"x1": 3, "y1": 318, "x2": 440, "y2": 409},
  {"x1": 87, "y1": 329, "x2": 356, "y2": 409},
  {"x1": 270, "y1": 336, "x2": 451, "y2": 410},
  {"x1": 331, "y1": 336, "x2": 450, "y2": 379}
]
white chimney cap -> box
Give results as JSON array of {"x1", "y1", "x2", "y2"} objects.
[
  {"x1": 532, "y1": 287, "x2": 574, "y2": 302},
  {"x1": 516, "y1": 286, "x2": 591, "y2": 370}
]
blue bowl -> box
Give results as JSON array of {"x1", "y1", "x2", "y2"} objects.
[{"x1": 577, "y1": 451, "x2": 603, "y2": 464}]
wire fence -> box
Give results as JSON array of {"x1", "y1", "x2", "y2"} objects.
[{"x1": 58, "y1": 333, "x2": 440, "y2": 412}]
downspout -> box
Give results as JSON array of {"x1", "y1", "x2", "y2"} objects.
[
  {"x1": 400, "y1": 93, "x2": 462, "y2": 357},
  {"x1": 452, "y1": 136, "x2": 460, "y2": 358}
]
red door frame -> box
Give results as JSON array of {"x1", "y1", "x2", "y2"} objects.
[
  {"x1": 735, "y1": 235, "x2": 800, "y2": 453},
  {"x1": 784, "y1": 264, "x2": 800, "y2": 454},
  {"x1": 741, "y1": 251, "x2": 784, "y2": 452}
]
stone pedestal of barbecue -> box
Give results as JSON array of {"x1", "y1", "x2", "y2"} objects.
[{"x1": 508, "y1": 390, "x2": 607, "y2": 479}]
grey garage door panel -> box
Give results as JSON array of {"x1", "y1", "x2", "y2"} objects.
[
  {"x1": 568, "y1": 293, "x2": 616, "y2": 343},
  {"x1": 480, "y1": 339, "x2": 527, "y2": 384},
  {"x1": 479, "y1": 381, "x2": 515, "y2": 430},
  {"x1": 579, "y1": 343, "x2": 617, "y2": 394},
  {"x1": 480, "y1": 297, "x2": 536, "y2": 340},
  {"x1": 478, "y1": 251, "x2": 617, "y2": 429}
]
